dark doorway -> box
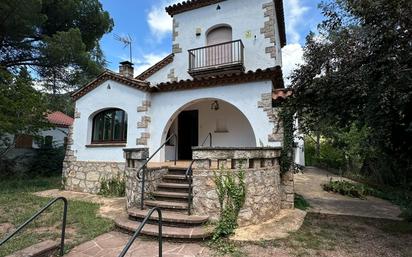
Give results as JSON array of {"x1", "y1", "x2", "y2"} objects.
[{"x1": 178, "y1": 110, "x2": 199, "y2": 160}]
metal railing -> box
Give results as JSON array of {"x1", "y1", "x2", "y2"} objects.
[
  {"x1": 118, "y1": 207, "x2": 162, "y2": 257},
  {"x1": 185, "y1": 133, "x2": 212, "y2": 215},
  {"x1": 0, "y1": 197, "x2": 68, "y2": 256},
  {"x1": 188, "y1": 40, "x2": 244, "y2": 72},
  {"x1": 137, "y1": 133, "x2": 177, "y2": 210}
]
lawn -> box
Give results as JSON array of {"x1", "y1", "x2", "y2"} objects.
[
  {"x1": 228, "y1": 213, "x2": 412, "y2": 257},
  {"x1": 0, "y1": 176, "x2": 114, "y2": 257}
]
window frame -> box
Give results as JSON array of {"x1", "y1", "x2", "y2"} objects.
[{"x1": 91, "y1": 109, "x2": 127, "y2": 144}]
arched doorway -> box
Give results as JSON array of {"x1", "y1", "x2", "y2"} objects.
[{"x1": 162, "y1": 98, "x2": 256, "y2": 161}]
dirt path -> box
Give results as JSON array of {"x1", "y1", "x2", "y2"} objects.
[
  {"x1": 294, "y1": 166, "x2": 402, "y2": 220},
  {"x1": 33, "y1": 189, "x2": 125, "y2": 220}
]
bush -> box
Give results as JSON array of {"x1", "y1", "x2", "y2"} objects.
[
  {"x1": 98, "y1": 175, "x2": 125, "y2": 197},
  {"x1": 304, "y1": 137, "x2": 346, "y2": 170},
  {"x1": 30, "y1": 146, "x2": 65, "y2": 177},
  {"x1": 323, "y1": 179, "x2": 376, "y2": 199},
  {"x1": 294, "y1": 194, "x2": 310, "y2": 210}
]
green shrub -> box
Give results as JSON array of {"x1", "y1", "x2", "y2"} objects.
[
  {"x1": 322, "y1": 179, "x2": 376, "y2": 199},
  {"x1": 30, "y1": 146, "x2": 65, "y2": 177},
  {"x1": 294, "y1": 194, "x2": 310, "y2": 210},
  {"x1": 212, "y1": 168, "x2": 246, "y2": 240},
  {"x1": 98, "y1": 175, "x2": 125, "y2": 197}
]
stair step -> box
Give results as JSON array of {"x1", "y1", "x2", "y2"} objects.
[
  {"x1": 128, "y1": 208, "x2": 208, "y2": 225},
  {"x1": 158, "y1": 182, "x2": 189, "y2": 189},
  {"x1": 152, "y1": 191, "x2": 188, "y2": 199},
  {"x1": 115, "y1": 216, "x2": 212, "y2": 239},
  {"x1": 144, "y1": 200, "x2": 188, "y2": 210},
  {"x1": 167, "y1": 168, "x2": 187, "y2": 175},
  {"x1": 163, "y1": 174, "x2": 188, "y2": 180},
  {"x1": 5, "y1": 240, "x2": 59, "y2": 257}
]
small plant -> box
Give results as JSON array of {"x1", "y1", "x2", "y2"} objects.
[
  {"x1": 294, "y1": 194, "x2": 310, "y2": 210},
  {"x1": 98, "y1": 174, "x2": 125, "y2": 197},
  {"x1": 323, "y1": 179, "x2": 376, "y2": 199},
  {"x1": 212, "y1": 167, "x2": 246, "y2": 241},
  {"x1": 207, "y1": 238, "x2": 244, "y2": 257}
]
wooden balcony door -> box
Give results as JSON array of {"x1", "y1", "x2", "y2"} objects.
[{"x1": 206, "y1": 26, "x2": 232, "y2": 67}]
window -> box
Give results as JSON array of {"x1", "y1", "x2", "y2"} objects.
[
  {"x1": 44, "y1": 135, "x2": 53, "y2": 148},
  {"x1": 92, "y1": 109, "x2": 127, "y2": 143}
]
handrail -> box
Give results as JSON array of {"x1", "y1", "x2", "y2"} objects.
[
  {"x1": 137, "y1": 133, "x2": 177, "y2": 210},
  {"x1": 0, "y1": 197, "x2": 68, "y2": 256},
  {"x1": 185, "y1": 133, "x2": 212, "y2": 215},
  {"x1": 188, "y1": 39, "x2": 243, "y2": 52},
  {"x1": 118, "y1": 207, "x2": 162, "y2": 257}
]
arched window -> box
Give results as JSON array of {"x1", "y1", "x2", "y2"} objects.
[
  {"x1": 92, "y1": 109, "x2": 127, "y2": 143},
  {"x1": 206, "y1": 25, "x2": 232, "y2": 46}
]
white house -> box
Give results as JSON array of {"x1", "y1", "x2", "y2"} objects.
[{"x1": 63, "y1": 0, "x2": 299, "y2": 238}]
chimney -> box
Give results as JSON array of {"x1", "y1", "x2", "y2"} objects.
[{"x1": 119, "y1": 61, "x2": 134, "y2": 78}]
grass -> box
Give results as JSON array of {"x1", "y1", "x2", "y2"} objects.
[
  {"x1": 0, "y1": 176, "x2": 113, "y2": 257},
  {"x1": 294, "y1": 194, "x2": 310, "y2": 210},
  {"x1": 246, "y1": 213, "x2": 412, "y2": 257}
]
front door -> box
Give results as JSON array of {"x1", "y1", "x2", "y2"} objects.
[{"x1": 178, "y1": 110, "x2": 199, "y2": 160}]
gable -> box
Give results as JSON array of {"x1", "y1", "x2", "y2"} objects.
[{"x1": 72, "y1": 70, "x2": 149, "y2": 101}]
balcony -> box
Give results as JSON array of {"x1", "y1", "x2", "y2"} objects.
[{"x1": 188, "y1": 40, "x2": 245, "y2": 78}]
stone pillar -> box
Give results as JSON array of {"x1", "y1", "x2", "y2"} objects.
[
  {"x1": 123, "y1": 148, "x2": 149, "y2": 209},
  {"x1": 281, "y1": 170, "x2": 295, "y2": 209}
]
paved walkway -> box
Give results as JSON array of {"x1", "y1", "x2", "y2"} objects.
[
  {"x1": 295, "y1": 166, "x2": 402, "y2": 220},
  {"x1": 64, "y1": 231, "x2": 211, "y2": 257},
  {"x1": 33, "y1": 189, "x2": 125, "y2": 220}
]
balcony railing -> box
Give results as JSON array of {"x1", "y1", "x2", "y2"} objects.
[{"x1": 188, "y1": 40, "x2": 245, "y2": 78}]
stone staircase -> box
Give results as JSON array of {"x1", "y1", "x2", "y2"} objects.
[{"x1": 115, "y1": 167, "x2": 212, "y2": 239}]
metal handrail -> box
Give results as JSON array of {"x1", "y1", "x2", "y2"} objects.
[
  {"x1": 185, "y1": 133, "x2": 212, "y2": 215},
  {"x1": 0, "y1": 197, "x2": 68, "y2": 256},
  {"x1": 188, "y1": 39, "x2": 244, "y2": 52},
  {"x1": 137, "y1": 133, "x2": 177, "y2": 210},
  {"x1": 118, "y1": 207, "x2": 162, "y2": 257},
  {"x1": 188, "y1": 40, "x2": 245, "y2": 72}
]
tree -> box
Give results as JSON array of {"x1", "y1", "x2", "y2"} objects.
[
  {"x1": 0, "y1": 0, "x2": 113, "y2": 92},
  {"x1": 288, "y1": 0, "x2": 412, "y2": 185},
  {"x1": 0, "y1": 69, "x2": 49, "y2": 158}
]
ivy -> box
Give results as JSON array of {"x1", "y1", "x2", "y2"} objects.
[
  {"x1": 212, "y1": 168, "x2": 246, "y2": 241},
  {"x1": 279, "y1": 106, "x2": 295, "y2": 174}
]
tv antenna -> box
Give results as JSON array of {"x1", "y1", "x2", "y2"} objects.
[{"x1": 114, "y1": 34, "x2": 133, "y2": 63}]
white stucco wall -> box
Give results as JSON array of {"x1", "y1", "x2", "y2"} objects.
[
  {"x1": 72, "y1": 80, "x2": 148, "y2": 162},
  {"x1": 146, "y1": 0, "x2": 281, "y2": 85},
  {"x1": 149, "y1": 80, "x2": 278, "y2": 162},
  {"x1": 33, "y1": 127, "x2": 69, "y2": 149}
]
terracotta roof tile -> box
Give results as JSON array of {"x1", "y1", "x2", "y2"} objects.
[
  {"x1": 153, "y1": 67, "x2": 284, "y2": 92},
  {"x1": 47, "y1": 111, "x2": 74, "y2": 127},
  {"x1": 72, "y1": 70, "x2": 150, "y2": 101}
]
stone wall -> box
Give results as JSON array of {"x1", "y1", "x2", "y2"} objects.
[
  {"x1": 62, "y1": 125, "x2": 126, "y2": 194},
  {"x1": 123, "y1": 148, "x2": 167, "y2": 209},
  {"x1": 63, "y1": 161, "x2": 125, "y2": 194},
  {"x1": 192, "y1": 167, "x2": 282, "y2": 226},
  {"x1": 191, "y1": 147, "x2": 294, "y2": 227}
]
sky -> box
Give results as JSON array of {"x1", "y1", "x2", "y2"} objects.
[{"x1": 99, "y1": 0, "x2": 325, "y2": 85}]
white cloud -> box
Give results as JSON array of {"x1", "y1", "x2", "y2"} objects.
[
  {"x1": 147, "y1": 0, "x2": 180, "y2": 40},
  {"x1": 134, "y1": 52, "x2": 169, "y2": 76},
  {"x1": 282, "y1": 43, "x2": 304, "y2": 86},
  {"x1": 284, "y1": 0, "x2": 309, "y2": 44}
]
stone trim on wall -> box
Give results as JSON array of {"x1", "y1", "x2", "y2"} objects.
[
  {"x1": 137, "y1": 116, "x2": 151, "y2": 129},
  {"x1": 167, "y1": 68, "x2": 178, "y2": 82},
  {"x1": 281, "y1": 170, "x2": 295, "y2": 209},
  {"x1": 261, "y1": 2, "x2": 277, "y2": 59},
  {"x1": 258, "y1": 93, "x2": 283, "y2": 142},
  {"x1": 136, "y1": 132, "x2": 150, "y2": 145},
  {"x1": 172, "y1": 19, "x2": 179, "y2": 42},
  {"x1": 137, "y1": 100, "x2": 151, "y2": 112},
  {"x1": 172, "y1": 44, "x2": 182, "y2": 54}
]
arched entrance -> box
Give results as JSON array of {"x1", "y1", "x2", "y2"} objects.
[{"x1": 161, "y1": 98, "x2": 256, "y2": 161}]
